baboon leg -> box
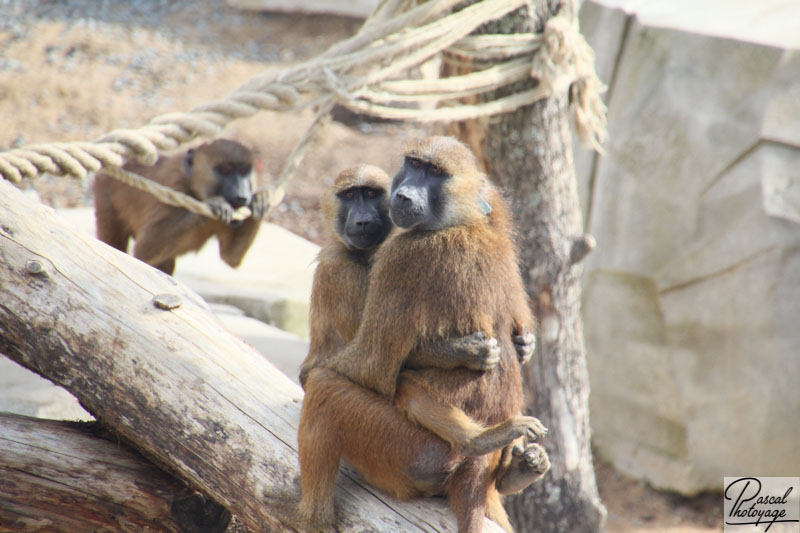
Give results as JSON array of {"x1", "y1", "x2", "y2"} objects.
[
  {"x1": 94, "y1": 191, "x2": 130, "y2": 252},
  {"x1": 217, "y1": 218, "x2": 260, "y2": 268},
  {"x1": 298, "y1": 388, "x2": 341, "y2": 530},
  {"x1": 152, "y1": 258, "x2": 176, "y2": 276},
  {"x1": 299, "y1": 368, "x2": 455, "y2": 529},
  {"x1": 496, "y1": 442, "x2": 550, "y2": 496},
  {"x1": 397, "y1": 376, "x2": 547, "y2": 456},
  {"x1": 447, "y1": 455, "x2": 491, "y2": 533},
  {"x1": 485, "y1": 485, "x2": 513, "y2": 533},
  {"x1": 395, "y1": 376, "x2": 484, "y2": 450}
]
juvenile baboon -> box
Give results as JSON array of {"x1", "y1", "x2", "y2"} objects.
[
  {"x1": 93, "y1": 139, "x2": 266, "y2": 275},
  {"x1": 299, "y1": 138, "x2": 549, "y2": 533}
]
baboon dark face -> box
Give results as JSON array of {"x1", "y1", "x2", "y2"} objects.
[
  {"x1": 336, "y1": 186, "x2": 391, "y2": 251},
  {"x1": 389, "y1": 156, "x2": 447, "y2": 230},
  {"x1": 213, "y1": 159, "x2": 253, "y2": 208},
  {"x1": 184, "y1": 139, "x2": 254, "y2": 208}
]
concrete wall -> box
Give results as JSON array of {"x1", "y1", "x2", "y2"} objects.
[{"x1": 577, "y1": 0, "x2": 800, "y2": 494}]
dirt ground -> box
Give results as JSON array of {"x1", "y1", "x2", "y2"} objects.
[{"x1": 1, "y1": 1, "x2": 721, "y2": 531}]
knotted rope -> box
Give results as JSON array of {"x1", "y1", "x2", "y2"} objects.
[{"x1": 0, "y1": 0, "x2": 606, "y2": 221}]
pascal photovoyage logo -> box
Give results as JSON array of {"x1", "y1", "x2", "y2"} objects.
[{"x1": 724, "y1": 477, "x2": 800, "y2": 532}]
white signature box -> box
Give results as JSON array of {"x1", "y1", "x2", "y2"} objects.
[{"x1": 724, "y1": 477, "x2": 800, "y2": 532}]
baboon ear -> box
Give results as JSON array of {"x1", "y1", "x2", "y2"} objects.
[{"x1": 183, "y1": 149, "x2": 195, "y2": 177}]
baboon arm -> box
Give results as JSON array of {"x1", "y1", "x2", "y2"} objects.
[
  {"x1": 300, "y1": 252, "x2": 366, "y2": 387},
  {"x1": 132, "y1": 210, "x2": 209, "y2": 267},
  {"x1": 217, "y1": 217, "x2": 260, "y2": 268},
  {"x1": 508, "y1": 278, "x2": 537, "y2": 364},
  {"x1": 509, "y1": 287, "x2": 535, "y2": 336},
  {"x1": 323, "y1": 310, "x2": 416, "y2": 398},
  {"x1": 299, "y1": 325, "x2": 343, "y2": 389},
  {"x1": 406, "y1": 332, "x2": 499, "y2": 372}
]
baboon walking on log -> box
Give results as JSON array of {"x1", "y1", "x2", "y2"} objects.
[{"x1": 94, "y1": 139, "x2": 265, "y2": 275}]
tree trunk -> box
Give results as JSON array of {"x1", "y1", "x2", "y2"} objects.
[
  {"x1": 0, "y1": 178, "x2": 504, "y2": 533},
  {"x1": 0, "y1": 412, "x2": 230, "y2": 532},
  {"x1": 447, "y1": 1, "x2": 607, "y2": 531}
]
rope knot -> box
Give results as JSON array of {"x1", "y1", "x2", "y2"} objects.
[
  {"x1": 531, "y1": 12, "x2": 607, "y2": 152},
  {"x1": 531, "y1": 13, "x2": 579, "y2": 94}
]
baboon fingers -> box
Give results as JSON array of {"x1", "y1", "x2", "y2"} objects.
[
  {"x1": 513, "y1": 332, "x2": 536, "y2": 364},
  {"x1": 250, "y1": 190, "x2": 269, "y2": 220},
  {"x1": 519, "y1": 415, "x2": 548, "y2": 441},
  {"x1": 459, "y1": 415, "x2": 545, "y2": 457},
  {"x1": 207, "y1": 196, "x2": 234, "y2": 224}
]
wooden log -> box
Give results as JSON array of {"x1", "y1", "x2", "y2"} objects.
[
  {"x1": 0, "y1": 179, "x2": 503, "y2": 532},
  {"x1": 0, "y1": 412, "x2": 230, "y2": 532}
]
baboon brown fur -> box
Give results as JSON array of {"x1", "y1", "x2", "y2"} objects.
[
  {"x1": 298, "y1": 138, "x2": 549, "y2": 533},
  {"x1": 300, "y1": 164, "x2": 503, "y2": 387},
  {"x1": 93, "y1": 138, "x2": 265, "y2": 275},
  {"x1": 299, "y1": 164, "x2": 542, "y2": 458}
]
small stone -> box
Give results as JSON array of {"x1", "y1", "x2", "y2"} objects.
[
  {"x1": 153, "y1": 293, "x2": 183, "y2": 310},
  {"x1": 26, "y1": 259, "x2": 48, "y2": 277}
]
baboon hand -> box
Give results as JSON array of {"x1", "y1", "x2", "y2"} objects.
[
  {"x1": 513, "y1": 332, "x2": 536, "y2": 364},
  {"x1": 456, "y1": 331, "x2": 501, "y2": 371},
  {"x1": 515, "y1": 415, "x2": 547, "y2": 442},
  {"x1": 250, "y1": 190, "x2": 270, "y2": 220},
  {"x1": 207, "y1": 196, "x2": 234, "y2": 224}
]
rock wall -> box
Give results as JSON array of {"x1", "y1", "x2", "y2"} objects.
[{"x1": 578, "y1": 0, "x2": 800, "y2": 494}]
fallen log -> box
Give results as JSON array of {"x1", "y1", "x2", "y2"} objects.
[
  {"x1": 0, "y1": 412, "x2": 229, "y2": 532},
  {"x1": 0, "y1": 179, "x2": 503, "y2": 532}
]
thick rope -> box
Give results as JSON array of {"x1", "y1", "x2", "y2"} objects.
[
  {"x1": 100, "y1": 165, "x2": 252, "y2": 222},
  {"x1": 0, "y1": 0, "x2": 606, "y2": 221}
]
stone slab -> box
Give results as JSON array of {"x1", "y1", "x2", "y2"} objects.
[
  {"x1": 0, "y1": 356, "x2": 93, "y2": 421},
  {"x1": 592, "y1": 0, "x2": 800, "y2": 50},
  {"x1": 581, "y1": 0, "x2": 800, "y2": 494},
  {"x1": 225, "y1": 0, "x2": 379, "y2": 18},
  {"x1": 212, "y1": 303, "x2": 308, "y2": 384},
  {"x1": 573, "y1": 1, "x2": 628, "y2": 225}
]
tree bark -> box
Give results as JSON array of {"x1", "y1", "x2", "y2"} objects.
[
  {"x1": 447, "y1": 1, "x2": 607, "y2": 531},
  {"x1": 0, "y1": 178, "x2": 504, "y2": 533},
  {"x1": 0, "y1": 412, "x2": 230, "y2": 532}
]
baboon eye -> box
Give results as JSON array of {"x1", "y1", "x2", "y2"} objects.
[
  {"x1": 408, "y1": 158, "x2": 421, "y2": 168},
  {"x1": 365, "y1": 189, "x2": 377, "y2": 199},
  {"x1": 345, "y1": 191, "x2": 355, "y2": 200},
  {"x1": 430, "y1": 166, "x2": 444, "y2": 177},
  {"x1": 217, "y1": 164, "x2": 234, "y2": 176}
]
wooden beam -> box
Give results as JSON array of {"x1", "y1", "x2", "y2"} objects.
[
  {"x1": 0, "y1": 179, "x2": 503, "y2": 532},
  {"x1": 0, "y1": 412, "x2": 229, "y2": 532}
]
